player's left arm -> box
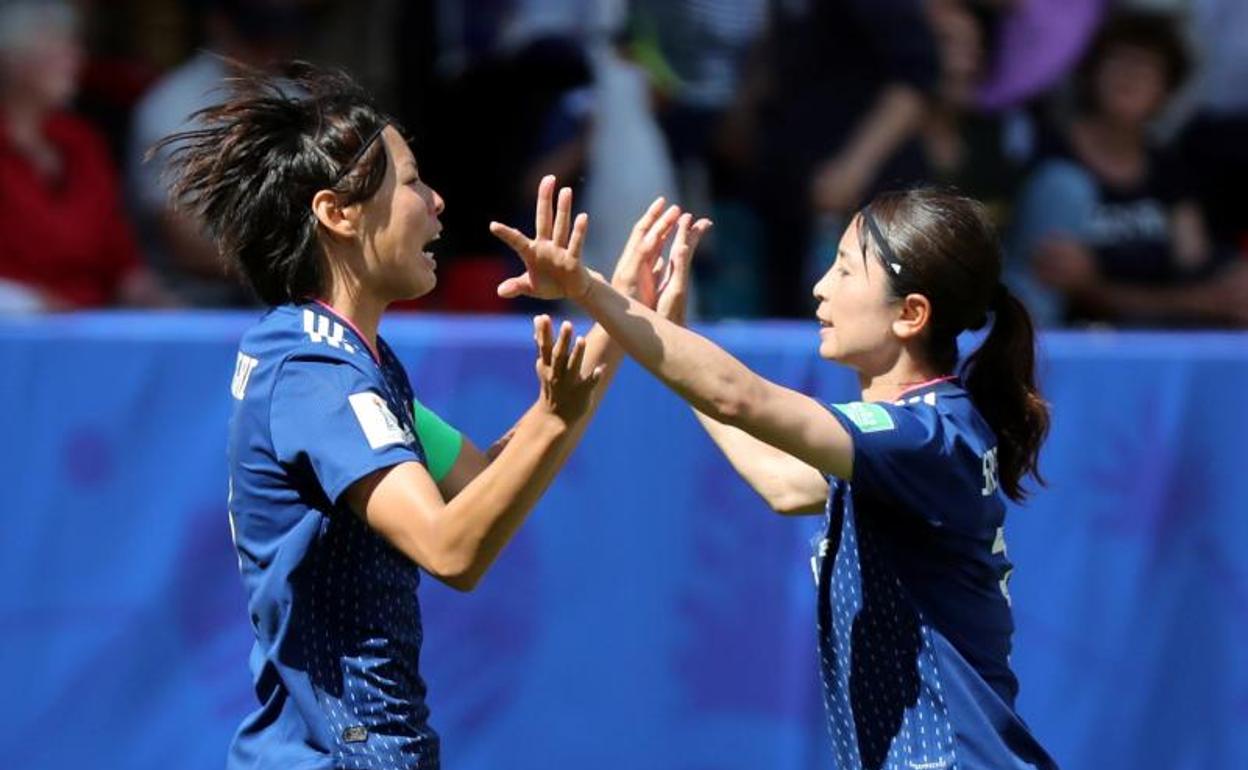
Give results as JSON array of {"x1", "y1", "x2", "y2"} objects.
[{"x1": 437, "y1": 178, "x2": 686, "y2": 500}]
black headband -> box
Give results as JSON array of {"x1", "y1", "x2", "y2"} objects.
[
  {"x1": 861, "y1": 210, "x2": 902, "y2": 275},
  {"x1": 330, "y1": 122, "x2": 388, "y2": 186}
]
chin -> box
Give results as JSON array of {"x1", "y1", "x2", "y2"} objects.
[
  {"x1": 408, "y1": 276, "x2": 436, "y2": 300},
  {"x1": 817, "y1": 339, "x2": 840, "y2": 361}
]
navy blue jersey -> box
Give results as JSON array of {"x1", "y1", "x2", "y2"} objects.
[
  {"x1": 225, "y1": 302, "x2": 439, "y2": 770},
  {"x1": 814, "y1": 378, "x2": 1056, "y2": 770}
]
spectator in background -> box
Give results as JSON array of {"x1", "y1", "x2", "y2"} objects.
[
  {"x1": 0, "y1": 0, "x2": 165, "y2": 312},
  {"x1": 127, "y1": 0, "x2": 300, "y2": 307},
  {"x1": 920, "y1": 0, "x2": 1033, "y2": 229},
  {"x1": 419, "y1": 34, "x2": 593, "y2": 313},
  {"x1": 629, "y1": 0, "x2": 769, "y2": 318},
  {"x1": 729, "y1": 0, "x2": 939, "y2": 317},
  {"x1": 1178, "y1": 0, "x2": 1248, "y2": 257},
  {"x1": 1010, "y1": 10, "x2": 1248, "y2": 327}
]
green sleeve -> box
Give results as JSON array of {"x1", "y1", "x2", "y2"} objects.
[{"x1": 411, "y1": 398, "x2": 463, "y2": 483}]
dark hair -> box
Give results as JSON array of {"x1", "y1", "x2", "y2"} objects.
[
  {"x1": 859, "y1": 188, "x2": 1049, "y2": 502},
  {"x1": 1079, "y1": 10, "x2": 1191, "y2": 101},
  {"x1": 152, "y1": 61, "x2": 394, "y2": 306}
]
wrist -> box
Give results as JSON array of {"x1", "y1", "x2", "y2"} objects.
[
  {"x1": 530, "y1": 400, "x2": 573, "y2": 434},
  {"x1": 573, "y1": 270, "x2": 599, "y2": 305}
]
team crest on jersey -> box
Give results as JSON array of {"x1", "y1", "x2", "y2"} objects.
[
  {"x1": 348, "y1": 391, "x2": 415, "y2": 450},
  {"x1": 833, "y1": 402, "x2": 896, "y2": 433}
]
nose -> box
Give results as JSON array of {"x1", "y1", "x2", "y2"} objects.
[
  {"x1": 812, "y1": 274, "x2": 829, "y2": 303},
  {"x1": 431, "y1": 188, "x2": 446, "y2": 216}
]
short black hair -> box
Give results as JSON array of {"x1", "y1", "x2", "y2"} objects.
[
  {"x1": 153, "y1": 61, "x2": 395, "y2": 306},
  {"x1": 1081, "y1": 10, "x2": 1192, "y2": 93}
]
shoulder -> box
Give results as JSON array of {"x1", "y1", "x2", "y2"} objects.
[
  {"x1": 242, "y1": 304, "x2": 377, "y2": 378},
  {"x1": 833, "y1": 383, "x2": 992, "y2": 460}
]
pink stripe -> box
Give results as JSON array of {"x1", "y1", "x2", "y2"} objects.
[
  {"x1": 312, "y1": 299, "x2": 380, "y2": 362},
  {"x1": 895, "y1": 375, "x2": 957, "y2": 401}
]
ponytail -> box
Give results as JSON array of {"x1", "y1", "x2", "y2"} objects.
[{"x1": 962, "y1": 285, "x2": 1050, "y2": 501}]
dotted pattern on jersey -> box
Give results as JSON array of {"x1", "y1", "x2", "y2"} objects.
[
  {"x1": 816, "y1": 481, "x2": 958, "y2": 770},
  {"x1": 299, "y1": 487, "x2": 438, "y2": 768},
  {"x1": 295, "y1": 334, "x2": 437, "y2": 769}
]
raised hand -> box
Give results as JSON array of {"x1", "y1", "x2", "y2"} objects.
[
  {"x1": 532, "y1": 314, "x2": 604, "y2": 423},
  {"x1": 492, "y1": 175, "x2": 590, "y2": 301},
  {"x1": 609, "y1": 197, "x2": 683, "y2": 309},
  {"x1": 655, "y1": 213, "x2": 712, "y2": 326}
]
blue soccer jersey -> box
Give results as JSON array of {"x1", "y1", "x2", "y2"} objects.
[
  {"x1": 814, "y1": 378, "x2": 1057, "y2": 770},
  {"x1": 225, "y1": 302, "x2": 439, "y2": 770}
]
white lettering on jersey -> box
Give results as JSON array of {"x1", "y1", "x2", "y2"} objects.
[
  {"x1": 980, "y1": 446, "x2": 1000, "y2": 496},
  {"x1": 302, "y1": 309, "x2": 358, "y2": 354},
  {"x1": 348, "y1": 391, "x2": 414, "y2": 450},
  {"x1": 230, "y1": 352, "x2": 259, "y2": 400},
  {"x1": 992, "y1": 526, "x2": 1013, "y2": 605}
]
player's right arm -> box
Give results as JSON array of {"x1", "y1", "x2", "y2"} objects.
[
  {"x1": 345, "y1": 317, "x2": 602, "y2": 592},
  {"x1": 645, "y1": 215, "x2": 828, "y2": 516}
]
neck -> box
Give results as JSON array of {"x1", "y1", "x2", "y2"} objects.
[
  {"x1": 3, "y1": 96, "x2": 47, "y2": 146},
  {"x1": 1081, "y1": 114, "x2": 1145, "y2": 154},
  {"x1": 858, "y1": 355, "x2": 945, "y2": 403},
  {"x1": 320, "y1": 276, "x2": 385, "y2": 354}
]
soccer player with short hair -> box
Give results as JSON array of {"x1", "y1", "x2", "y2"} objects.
[
  {"x1": 499, "y1": 188, "x2": 1060, "y2": 769},
  {"x1": 159, "y1": 65, "x2": 681, "y2": 770}
]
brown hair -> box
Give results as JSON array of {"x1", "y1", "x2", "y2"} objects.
[
  {"x1": 860, "y1": 188, "x2": 1050, "y2": 501},
  {"x1": 1078, "y1": 10, "x2": 1192, "y2": 108},
  {"x1": 151, "y1": 62, "x2": 394, "y2": 306}
]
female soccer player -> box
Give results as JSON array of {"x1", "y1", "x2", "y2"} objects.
[
  {"x1": 160, "y1": 66, "x2": 681, "y2": 770},
  {"x1": 496, "y1": 188, "x2": 1059, "y2": 769}
]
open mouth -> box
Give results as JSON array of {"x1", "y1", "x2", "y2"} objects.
[{"x1": 421, "y1": 231, "x2": 441, "y2": 263}]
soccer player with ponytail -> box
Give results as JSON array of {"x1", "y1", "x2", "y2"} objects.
[{"x1": 498, "y1": 187, "x2": 1058, "y2": 769}]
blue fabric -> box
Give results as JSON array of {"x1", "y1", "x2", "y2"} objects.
[
  {"x1": 816, "y1": 380, "x2": 1056, "y2": 769},
  {"x1": 1006, "y1": 160, "x2": 1097, "y2": 326},
  {"x1": 0, "y1": 313, "x2": 1244, "y2": 770},
  {"x1": 227, "y1": 304, "x2": 437, "y2": 769}
]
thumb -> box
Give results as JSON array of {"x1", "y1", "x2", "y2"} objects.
[{"x1": 497, "y1": 273, "x2": 536, "y2": 298}]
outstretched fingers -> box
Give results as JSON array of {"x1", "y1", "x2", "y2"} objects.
[
  {"x1": 535, "y1": 175, "x2": 556, "y2": 241},
  {"x1": 553, "y1": 186, "x2": 574, "y2": 247}
]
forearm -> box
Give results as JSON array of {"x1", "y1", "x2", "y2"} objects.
[
  {"x1": 438, "y1": 403, "x2": 573, "y2": 588},
  {"x1": 834, "y1": 84, "x2": 925, "y2": 172},
  {"x1": 1076, "y1": 280, "x2": 1226, "y2": 323},
  {"x1": 694, "y1": 410, "x2": 827, "y2": 515},
  {"x1": 579, "y1": 273, "x2": 761, "y2": 426}
]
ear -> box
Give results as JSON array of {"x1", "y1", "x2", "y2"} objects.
[
  {"x1": 892, "y1": 292, "x2": 932, "y2": 341},
  {"x1": 311, "y1": 189, "x2": 359, "y2": 240}
]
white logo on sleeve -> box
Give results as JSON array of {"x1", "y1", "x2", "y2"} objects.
[
  {"x1": 230, "y1": 352, "x2": 259, "y2": 400},
  {"x1": 348, "y1": 391, "x2": 414, "y2": 450}
]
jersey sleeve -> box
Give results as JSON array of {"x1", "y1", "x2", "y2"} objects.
[
  {"x1": 827, "y1": 400, "x2": 984, "y2": 529},
  {"x1": 270, "y1": 355, "x2": 426, "y2": 505}
]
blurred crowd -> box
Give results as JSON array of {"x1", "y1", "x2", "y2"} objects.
[{"x1": 0, "y1": 0, "x2": 1245, "y2": 327}]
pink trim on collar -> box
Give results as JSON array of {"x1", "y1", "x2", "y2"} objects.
[
  {"x1": 894, "y1": 375, "x2": 957, "y2": 401},
  {"x1": 312, "y1": 299, "x2": 381, "y2": 362}
]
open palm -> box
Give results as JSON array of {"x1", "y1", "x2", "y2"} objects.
[{"x1": 491, "y1": 175, "x2": 589, "y2": 301}]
